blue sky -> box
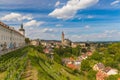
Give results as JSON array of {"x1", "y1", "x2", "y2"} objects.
[{"x1": 0, "y1": 0, "x2": 120, "y2": 41}]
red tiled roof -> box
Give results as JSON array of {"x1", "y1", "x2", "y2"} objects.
[
  {"x1": 96, "y1": 71, "x2": 108, "y2": 80},
  {"x1": 67, "y1": 64, "x2": 79, "y2": 70},
  {"x1": 118, "y1": 78, "x2": 120, "y2": 80}
]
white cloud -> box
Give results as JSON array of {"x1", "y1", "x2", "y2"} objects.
[
  {"x1": 84, "y1": 25, "x2": 90, "y2": 29},
  {"x1": 69, "y1": 30, "x2": 120, "y2": 41},
  {"x1": 25, "y1": 26, "x2": 120, "y2": 41},
  {"x1": 111, "y1": 0, "x2": 120, "y2": 5},
  {"x1": 55, "y1": 1, "x2": 60, "y2": 7},
  {"x1": 56, "y1": 24, "x2": 63, "y2": 27},
  {"x1": 87, "y1": 15, "x2": 94, "y2": 19},
  {"x1": 25, "y1": 27, "x2": 59, "y2": 40},
  {"x1": 42, "y1": 28, "x2": 55, "y2": 33},
  {"x1": 49, "y1": 0, "x2": 99, "y2": 20},
  {"x1": 0, "y1": 13, "x2": 33, "y2": 21},
  {"x1": 24, "y1": 20, "x2": 45, "y2": 27}
]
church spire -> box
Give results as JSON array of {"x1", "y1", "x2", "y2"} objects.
[
  {"x1": 21, "y1": 23, "x2": 23, "y2": 29},
  {"x1": 61, "y1": 31, "x2": 65, "y2": 44},
  {"x1": 19, "y1": 23, "x2": 25, "y2": 36}
]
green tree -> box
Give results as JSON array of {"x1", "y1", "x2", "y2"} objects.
[
  {"x1": 25, "y1": 38, "x2": 30, "y2": 44},
  {"x1": 81, "y1": 60, "x2": 91, "y2": 72},
  {"x1": 81, "y1": 48, "x2": 87, "y2": 53},
  {"x1": 87, "y1": 70, "x2": 97, "y2": 80},
  {"x1": 107, "y1": 43, "x2": 120, "y2": 55},
  {"x1": 90, "y1": 51, "x2": 103, "y2": 62},
  {"x1": 72, "y1": 45, "x2": 81, "y2": 56},
  {"x1": 105, "y1": 75, "x2": 119, "y2": 80}
]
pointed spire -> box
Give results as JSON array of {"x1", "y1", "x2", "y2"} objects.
[
  {"x1": 19, "y1": 23, "x2": 25, "y2": 31},
  {"x1": 62, "y1": 31, "x2": 64, "y2": 36},
  {"x1": 21, "y1": 23, "x2": 23, "y2": 29}
]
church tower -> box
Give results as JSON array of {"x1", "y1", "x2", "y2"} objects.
[
  {"x1": 19, "y1": 24, "x2": 25, "y2": 36},
  {"x1": 61, "y1": 31, "x2": 64, "y2": 44}
]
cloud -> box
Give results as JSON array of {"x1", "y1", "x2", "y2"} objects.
[
  {"x1": 25, "y1": 27, "x2": 58, "y2": 40},
  {"x1": 55, "y1": 1, "x2": 60, "y2": 7},
  {"x1": 42, "y1": 28, "x2": 55, "y2": 33},
  {"x1": 70, "y1": 30, "x2": 120, "y2": 41},
  {"x1": 24, "y1": 20, "x2": 45, "y2": 27},
  {"x1": 49, "y1": 0, "x2": 99, "y2": 20},
  {"x1": 25, "y1": 26, "x2": 120, "y2": 41},
  {"x1": 87, "y1": 15, "x2": 94, "y2": 19},
  {"x1": 0, "y1": 13, "x2": 33, "y2": 21},
  {"x1": 84, "y1": 25, "x2": 90, "y2": 29},
  {"x1": 56, "y1": 24, "x2": 63, "y2": 27},
  {"x1": 111, "y1": 0, "x2": 120, "y2": 5}
]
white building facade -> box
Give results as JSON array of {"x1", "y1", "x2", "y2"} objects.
[{"x1": 0, "y1": 21, "x2": 25, "y2": 51}]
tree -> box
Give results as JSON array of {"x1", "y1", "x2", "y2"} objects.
[
  {"x1": 81, "y1": 48, "x2": 87, "y2": 53},
  {"x1": 105, "y1": 75, "x2": 119, "y2": 80},
  {"x1": 72, "y1": 45, "x2": 81, "y2": 56},
  {"x1": 87, "y1": 70, "x2": 97, "y2": 80},
  {"x1": 81, "y1": 60, "x2": 91, "y2": 72},
  {"x1": 36, "y1": 45, "x2": 44, "y2": 53},
  {"x1": 107, "y1": 43, "x2": 120, "y2": 55},
  {"x1": 25, "y1": 38, "x2": 30, "y2": 44},
  {"x1": 90, "y1": 51, "x2": 103, "y2": 61}
]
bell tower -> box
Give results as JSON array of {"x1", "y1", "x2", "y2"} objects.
[
  {"x1": 61, "y1": 31, "x2": 64, "y2": 44},
  {"x1": 19, "y1": 24, "x2": 25, "y2": 36}
]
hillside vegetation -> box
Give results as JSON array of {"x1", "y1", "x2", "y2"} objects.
[
  {"x1": 0, "y1": 46, "x2": 83, "y2": 80},
  {"x1": 0, "y1": 43, "x2": 120, "y2": 80}
]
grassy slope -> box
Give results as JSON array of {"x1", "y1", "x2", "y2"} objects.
[
  {"x1": 0, "y1": 46, "x2": 85, "y2": 80},
  {"x1": 28, "y1": 47, "x2": 82, "y2": 80}
]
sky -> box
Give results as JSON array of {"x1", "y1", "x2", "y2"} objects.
[{"x1": 0, "y1": 0, "x2": 120, "y2": 41}]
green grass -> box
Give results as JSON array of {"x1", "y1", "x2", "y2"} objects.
[{"x1": 0, "y1": 46, "x2": 85, "y2": 80}]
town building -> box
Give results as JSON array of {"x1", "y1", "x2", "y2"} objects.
[
  {"x1": 71, "y1": 42, "x2": 78, "y2": 48},
  {"x1": 96, "y1": 67, "x2": 118, "y2": 80},
  {"x1": 61, "y1": 32, "x2": 71, "y2": 46},
  {"x1": 93, "y1": 63, "x2": 105, "y2": 71},
  {"x1": 95, "y1": 63, "x2": 118, "y2": 80},
  {"x1": 30, "y1": 39, "x2": 40, "y2": 46},
  {"x1": 0, "y1": 21, "x2": 25, "y2": 51}
]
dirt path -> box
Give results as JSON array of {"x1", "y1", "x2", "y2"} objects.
[
  {"x1": 0, "y1": 72, "x2": 6, "y2": 80},
  {"x1": 22, "y1": 60, "x2": 38, "y2": 80}
]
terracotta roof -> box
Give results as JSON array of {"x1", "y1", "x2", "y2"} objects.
[
  {"x1": 96, "y1": 71, "x2": 107, "y2": 80},
  {"x1": 0, "y1": 21, "x2": 24, "y2": 37},
  {"x1": 67, "y1": 64, "x2": 79, "y2": 70}
]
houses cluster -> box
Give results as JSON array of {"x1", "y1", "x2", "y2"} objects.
[
  {"x1": 43, "y1": 45, "x2": 54, "y2": 61},
  {"x1": 30, "y1": 39, "x2": 40, "y2": 46},
  {"x1": 62, "y1": 57, "x2": 80, "y2": 70},
  {"x1": 43, "y1": 46, "x2": 54, "y2": 54},
  {"x1": 62, "y1": 51, "x2": 93, "y2": 70},
  {"x1": 93, "y1": 63, "x2": 118, "y2": 80}
]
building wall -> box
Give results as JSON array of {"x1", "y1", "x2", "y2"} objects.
[
  {"x1": 0, "y1": 22, "x2": 25, "y2": 50},
  {"x1": 30, "y1": 40, "x2": 39, "y2": 46}
]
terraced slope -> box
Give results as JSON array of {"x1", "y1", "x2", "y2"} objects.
[{"x1": 0, "y1": 46, "x2": 83, "y2": 80}]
